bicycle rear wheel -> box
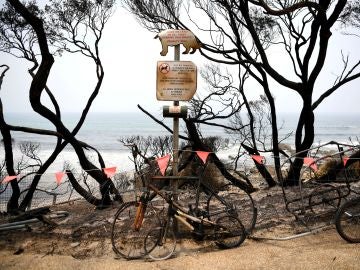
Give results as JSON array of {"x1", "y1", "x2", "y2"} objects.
[
  {"x1": 111, "y1": 201, "x2": 161, "y2": 259},
  {"x1": 206, "y1": 184, "x2": 257, "y2": 234},
  {"x1": 335, "y1": 197, "x2": 360, "y2": 243},
  {"x1": 214, "y1": 215, "x2": 246, "y2": 249}
]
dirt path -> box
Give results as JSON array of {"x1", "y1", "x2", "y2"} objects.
[{"x1": 1, "y1": 228, "x2": 359, "y2": 270}]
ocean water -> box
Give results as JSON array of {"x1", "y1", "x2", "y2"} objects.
[
  {"x1": 1, "y1": 111, "x2": 360, "y2": 174},
  {"x1": 0, "y1": 111, "x2": 359, "y2": 211}
]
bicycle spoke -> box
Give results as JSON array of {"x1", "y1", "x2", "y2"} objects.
[
  {"x1": 146, "y1": 220, "x2": 176, "y2": 260},
  {"x1": 207, "y1": 184, "x2": 257, "y2": 234},
  {"x1": 111, "y1": 201, "x2": 161, "y2": 259}
]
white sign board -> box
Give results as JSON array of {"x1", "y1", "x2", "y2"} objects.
[{"x1": 156, "y1": 61, "x2": 197, "y2": 101}]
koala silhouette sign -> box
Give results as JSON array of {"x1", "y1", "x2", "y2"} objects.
[{"x1": 155, "y1": 29, "x2": 201, "y2": 56}]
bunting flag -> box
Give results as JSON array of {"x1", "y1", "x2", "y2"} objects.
[
  {"x1": 251, "y1": 154, "x2": 264, "y2": 164},
  {"x1": 103, "y1": 167, "x2": 117, "y2": 178},
  {"x1": 304, "y1": 157, "x2": 318, "y2": 171},
  {"x1": 55, "y1": 172, "x2": 66, "y2": 185},
  {"x1": 1, "y1": 175, "x2": 17, "y2": 184},
  {"x1": 196, "y1": 151, "x2": 211, "y2": 164},
  {"x1": 156, "y1": 154, "x2": 171, "y2": 176},
  {"x1": 1, "y1": 151, "x2": 348, "y2": 182}
]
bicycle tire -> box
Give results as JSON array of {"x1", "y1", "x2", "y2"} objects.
[
  {"x1": 214, "y1": 215, "x2": 246, "y2": 249},
  {"x1": 111, "y1": 201, "x2": 161, "y2": 259},
  {"x1": 335, "y1": 197, "x2": 360, "y2": 243},
  {"x1": 206, "y1": 184, "x2": 257, "y2": 234},
  {"x1": 145, "y1": 218, "x2": 177, "y2": 261},
  {"x1": 308, "y1": 184, "x2": 341, "y2": 214}
]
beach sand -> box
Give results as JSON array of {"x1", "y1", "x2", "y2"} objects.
[
  {"x1": 0, "y1": 228, "x2": 358, "y2": 270},
  {"x1": 0, "y1": 187, "x2": 359, "y2": 270}
]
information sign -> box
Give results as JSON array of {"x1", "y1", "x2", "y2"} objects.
[{"x1": 156, "y1": 61, "x2": 197, "y2": 101}]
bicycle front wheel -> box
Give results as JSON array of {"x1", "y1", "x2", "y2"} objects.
[
  {"x1": 111, "y1": 201, "x2": 161, "y2": 259},
  {"x1": 335, "y1": 197, "x2": 360, "y2": 243},
  {"x1": 206, "y1": 184, "x2": 257, "y2": 234},
  {"x1": 145, "y1": 218, "x2": 177, "y2": 261},
  {"x1": 214, "y1": 215, "x2": 246, "y2": 249}
]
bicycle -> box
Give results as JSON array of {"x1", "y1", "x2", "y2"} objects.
[
  {"x1": 111, "y1": 144, "x2": 251, "y2": 260},
  {"x1": 144, "y1": 183, "x2": 246, "y2": 260},
  {"x1": 335, "y1": 196, "x2": 360, "y2": 243}
]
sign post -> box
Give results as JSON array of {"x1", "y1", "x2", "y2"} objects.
[
  {"x1": 155, "y1": 29, "x2": 199, "y2": 205},
  {"x1": 173, "y1": 45, "x2": 180, "y2": 181}
]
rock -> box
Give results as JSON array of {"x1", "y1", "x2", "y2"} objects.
[
  {"x1": 70, "y1": 242, "x2": 80, "y2": 248},
  {"x1": 13, "y1": 247, "x2": 24, "y2": 255}
]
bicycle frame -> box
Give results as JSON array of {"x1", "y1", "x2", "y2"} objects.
[
  {"x1": 149, "y1": 164, "x2": 237, "y2": 221},
  {"x1": 147, "y1": 183, "x2": 245, "y2": 249},
  {"x1": 148, "y1": 183, "x2": 218, "y2": 230}
]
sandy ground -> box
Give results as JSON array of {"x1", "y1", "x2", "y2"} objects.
[
  {"x1": 1, "y1": 184, "x2": 359, "y2": 270},
  {"x1": 0, "y1": 228, "x2": 359, "y2": 270}
]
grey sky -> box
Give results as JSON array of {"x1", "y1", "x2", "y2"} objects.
[{"x1": 0, "y1": 1, "x2": 360, "y2": 116}]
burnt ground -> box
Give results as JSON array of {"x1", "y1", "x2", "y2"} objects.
[{"x1": 0, "y1": 185, "x2": 359, "y2": 269}]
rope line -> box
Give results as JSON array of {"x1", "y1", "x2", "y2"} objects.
[{"x1": 1, "y1": 149, "x2": 360, "y2": 182}]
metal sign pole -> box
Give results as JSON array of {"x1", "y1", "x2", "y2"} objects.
[
  {"x1": 172, "y1": 45, "x2": 180, "y2": 235},
  {"x1": 173, "y1": 44, "x2": 180, "y2": 179}
]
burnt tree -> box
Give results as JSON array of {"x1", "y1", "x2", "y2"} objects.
[
  {"x1": 123, "y1": 0, "x2": 360, "y2": 185},
  {"x1": 1, "y1": 0, "x2": 121, "y2": 212}
]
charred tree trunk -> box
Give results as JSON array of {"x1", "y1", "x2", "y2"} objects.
[
  {"x1": 9, "y1": 0, "x2": 113, "y2": 208},
  {"x1": 285, "y1": 100, "x2": 315, "y2": 186},
  {"x1": 260, "y1": 70, "x2": 282, "y2": 184},
  {"x1": 0, "y1": 65, "x2": 21, "y2": 213},
  {"x1": 66, "y1": 170, "x2": 102, "y2": 206},
  {"x1": 19, "y1": 73, "x2": 122, "y2": 210}
]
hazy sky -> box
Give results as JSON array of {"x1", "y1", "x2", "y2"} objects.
[{"x1": 1, "y1": 1, "x2": 360, "y2": 117}]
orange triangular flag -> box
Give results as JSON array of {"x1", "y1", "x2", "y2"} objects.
[
  {"x1": 251, "y1": 154, "x2": 264, "y2": 164},
  {"x1": 196, "y1": 151, "x2": 211, "y2": 164},
  {"x1": 2, "y1": 175, "x2": 17, "y2": 184},
  {"x1": 103, "y1": 167, "x2": 117, "y2": 178},
  {"x1": 343, "y1": 156, "x2": 349, "y2": 167},
  {"x1": 304, "y1": 157, "x2": 318, "y2": 171},
  {"x1": 55, "y1": 172, "x2": 66, "y2": 185},
  {"x1": 156, "y1": 154, "x2": 171, "y2": 176}
]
